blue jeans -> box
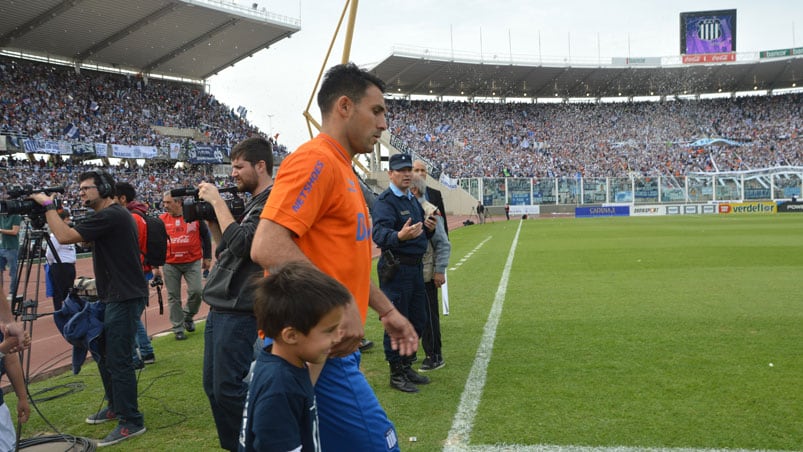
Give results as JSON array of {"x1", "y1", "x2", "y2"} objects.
[
  {"x1": 0, "y1": 248, "x2": 18, "y2": 294},
  {"x1": 95, "y1": 298, "x2": 145, "y2": 427},
  {"x1": 134, "y1": 318, "x2": 153, "y2": 359},
  {"x1": 203, "y1": 309, "x2": 256, "y2": 451}
]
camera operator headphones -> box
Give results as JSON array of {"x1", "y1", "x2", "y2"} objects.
[{"x1": 96, "y1": 172, "x2": 115, "y2": 198}]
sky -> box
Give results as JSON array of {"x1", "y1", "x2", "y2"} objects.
[{"x1": 207, "y1": 0, "x2": 803, "y2": 151}]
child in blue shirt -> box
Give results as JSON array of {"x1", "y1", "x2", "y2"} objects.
[{"x1": 238, "y1": 262, "x2": 350, "y2": 452}]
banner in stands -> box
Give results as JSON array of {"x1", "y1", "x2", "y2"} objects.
[
  {"x1": 575, "y1": 205, "x2": 629, "y2": 218},
  {"x1": 717, "y1": 201, "x2": 776, "y2": 214},
  {"x1": 170, "y1": 143, "x2": 181, "y2": 160},
  {"x1": 72, "y1": 142, "x2": 96, "y2": 156},
  {"x1": 111, "y1": 144, "x2": 158, "y2": 159},
  {"x1": 22, "y1": 139, "x2": 72, "y2": 155},
  {"x1": 95, "y1": 142, "x2": 108, "y2": 157},
  {"x1": 188, "y1": 145, "x2": 225, "y2": 164}
]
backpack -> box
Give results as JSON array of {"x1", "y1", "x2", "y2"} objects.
[{"x1": 132, "y1": 211, "x2": 168, "y2": 267}]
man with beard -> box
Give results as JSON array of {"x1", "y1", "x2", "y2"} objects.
[{"x1": 197, "y1": 137, "x2": 273, "y2": 452}]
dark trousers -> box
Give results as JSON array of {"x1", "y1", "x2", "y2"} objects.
[
  {"x1": 379, "y1": 260, "x2": 428, "y2": 365},
  {"x1": 48, "y1": 262, "x2": 75, "y2": 312},
  {"x1": 203, "y1": 309, "x2": 256, "y2": 452},
  {"x1": 96, "y1": 298, "x2": 145, "y2": 427},
  {"x1": 422, "y1": 280, "x2": 442, "y2": 359}
]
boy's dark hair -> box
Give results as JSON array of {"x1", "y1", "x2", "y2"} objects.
[
  {"x1": 79, "y1": 171, "x2": 115, "y2": 198},
  {"x1": 230, "y1": 137, "x2": 274, "y2": 176},
  {"x1": 115, "y1": 181, "x2": 136, "y2": 202},
  {"x1": 317, "y1": 62, "x2": 386, "y2": 115},
  {"x1": 254, "y1": 262, "x2": 351, "y2": 337}
]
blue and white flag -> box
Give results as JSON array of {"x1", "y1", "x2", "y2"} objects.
[
  {"x1": 439, "y1": 172, "x2": 459, "y2": 190},
  {"x1": 63, "y1": 123, "x2": 79, "y2": 139}
]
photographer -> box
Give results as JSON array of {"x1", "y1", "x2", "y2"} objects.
[
  {"x1": 30, "y1": 171, "x2": 147, "y2": 447},
  {"x1": 156, "y1": 191, "x2": 211, "y2": 341},
  {"x1": 198, "y1": 137, "x2": 273, "y2": 452}
]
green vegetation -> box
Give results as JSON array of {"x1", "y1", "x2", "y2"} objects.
[{"x1": 11, "y1": 215, "x2": 803, "y2": 450}]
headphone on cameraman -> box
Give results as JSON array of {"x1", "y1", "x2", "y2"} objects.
[{"x1": 96, "y1": 172, "x2": 115, "y2": 199}]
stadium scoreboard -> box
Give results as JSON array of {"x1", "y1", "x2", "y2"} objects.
[{"x1": 680, "y1": 9, "x2": 737, "y2": 56}]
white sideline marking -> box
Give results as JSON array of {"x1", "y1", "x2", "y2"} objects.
[
  {"x1": 450, "y1": 236, "x2": 493, "y2": 271},
  {"x1": 446, "y1": 445, "x2": 794, "y2": 452},
  {"x1": 441, "y1": 223, "x2": 785, "y2": 452},
  {"x1": 444, "y1": 222, "x2": 522, "y2": 449}
]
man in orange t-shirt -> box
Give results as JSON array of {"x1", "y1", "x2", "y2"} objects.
[{"x1": 252, "y1": 63, "x2": 417, "y2": 452}]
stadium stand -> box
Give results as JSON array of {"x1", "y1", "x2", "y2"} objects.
[
  {"x1": 386, "y1": 94, "x2": 803, "y2": 179},
  {"x1": 0, "y1": 55, "x2": 261, "y2": 147}
]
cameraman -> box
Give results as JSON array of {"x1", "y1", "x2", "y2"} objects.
[
  {"x1": 197, "y1": 137, "x2": 273, "y2": 452},
  {"x1": 30, "y1": 171, "x2": 146, "y2": 446}
]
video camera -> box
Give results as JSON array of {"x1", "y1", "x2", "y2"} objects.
[
  {"x1": 170, "y1": 186, "x2": 244, "y2": 223},
  {"x1": 0, "y1": 185, "x2": 65, "y2": 229}
]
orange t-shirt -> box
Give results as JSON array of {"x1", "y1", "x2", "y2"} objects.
[{"x1": 260, "y1": 133, "x2": 372, "y2": 322}]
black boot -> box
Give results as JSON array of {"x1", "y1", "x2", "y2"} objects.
[
  {"x1": 389, "y1": 362, "x2": 419, "y2": 393},
  {"x1": 402, "y1": 359, "x2": 430, "y2": 385}
]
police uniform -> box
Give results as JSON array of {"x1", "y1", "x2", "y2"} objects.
[{"x1": 371, "y1": 153, "x2": 432, "y2": 392}]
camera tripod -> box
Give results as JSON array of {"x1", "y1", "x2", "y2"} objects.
[{"x1": 8, "y1": 219, "x2": 64, "y2": 444}]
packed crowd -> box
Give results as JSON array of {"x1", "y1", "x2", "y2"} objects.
[
  {"x1": 3, "y1": 55, "x2": 802, "y2": 182},
  {"x1": 0, "y1": 56, "x2": 259, "y2": 147},
  {"x1": 387, "y1": 93, "x2": 803, "y2": 178},
  {"x1": 0, "y1": 158, "x2": 226, "y2": 214}
]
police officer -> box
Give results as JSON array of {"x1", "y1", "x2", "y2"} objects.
[{"x1": 372, "y1": 153, "x2": 436, "y2": 393}]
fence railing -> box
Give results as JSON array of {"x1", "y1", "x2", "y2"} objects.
[{"x1": 458, "y1": 167, "x2": 803, "y2": 207}]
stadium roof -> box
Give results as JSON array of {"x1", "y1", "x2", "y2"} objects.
[
  {"x1": 0, "y1": 0, "x2": 300, "y2": 81},
  {"x1": 370, "y1": 48, "x2": 803, "y2": 99}
]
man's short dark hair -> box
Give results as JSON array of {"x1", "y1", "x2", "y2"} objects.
[
  {"x1": 116, "y1": 181, "x2": 136, "y2": 202},
  {"x1": 79, "y1": 171, "x2": 115, "y2": 199},
  {"x1": 317, "y1": 62, "x2": 386, "y2": 115},
  {"x1": 253, "y1": 262, "x2": 351, "y2": 337},
  {"x1": 230, "y1": 137, "x2": 274, "y2": 176}
]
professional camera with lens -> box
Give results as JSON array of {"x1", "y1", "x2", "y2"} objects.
[
  {"x1": 0, "y1": 185, "x2": 65, "y2": 229},
  {"x1": 170, "y1": 186, "x2": 244, "y2": 223}
]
